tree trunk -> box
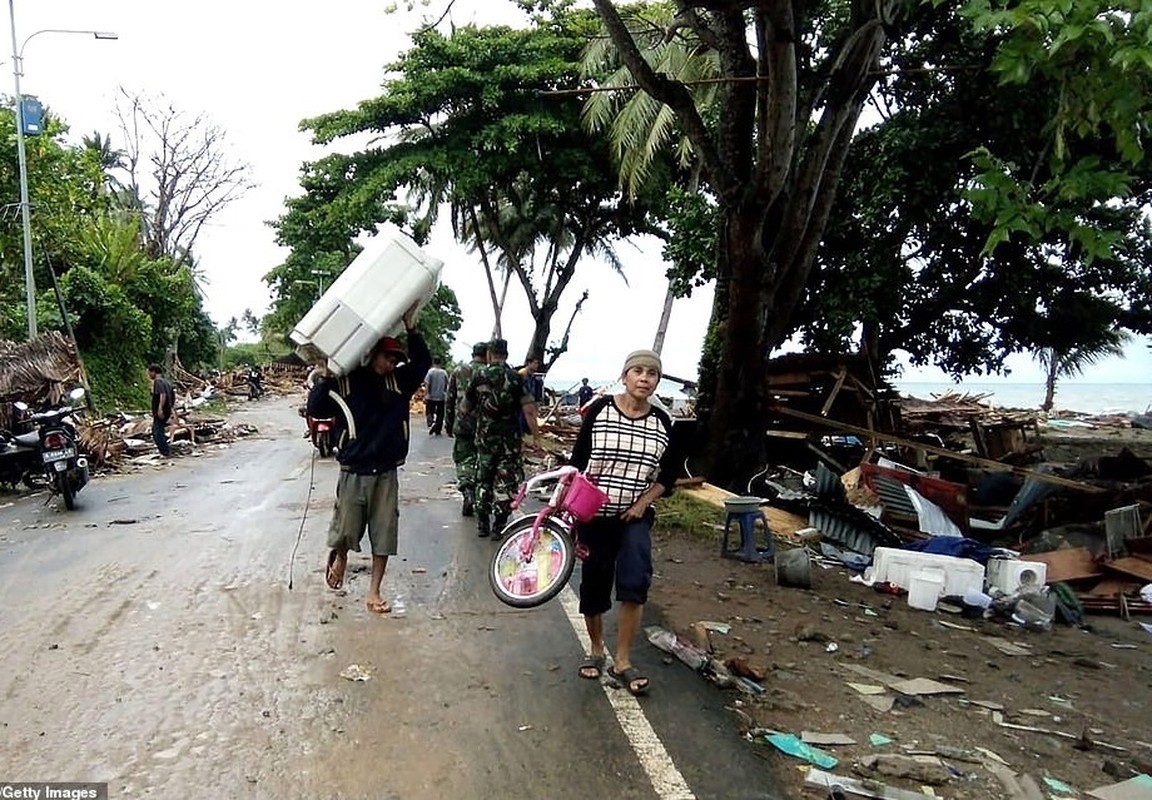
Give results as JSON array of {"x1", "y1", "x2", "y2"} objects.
[
  {"x1": 651, "y1": 285, "x2": 675, "y2": 355},
  {"x1": 1042, "y1": 350, "x2": 1057, "y2": 412},
  {"x1": 699, "y1": 208, "x2": 769, "y2": 489}
]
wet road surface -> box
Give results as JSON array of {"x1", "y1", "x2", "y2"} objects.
[{"x1": 0, "y1": 396, "x2": 781, "y2": 799}]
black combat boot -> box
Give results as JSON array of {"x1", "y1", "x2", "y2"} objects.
[
  {"x1": 461, "y1": 495, "x2": 474, "y2": 517},
  {"x1": 492, "y1": 508, "x2": 510, "y2": 540},
  {"x1": 477, "y1": 515, "x2": 491, "y2": 538}
]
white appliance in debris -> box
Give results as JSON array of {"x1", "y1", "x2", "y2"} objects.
[
  {"x1": 986, "y1": 558, "x2": 1048, "y2": 594},
  {"x1": 290, "y1": 225, "x2": 443, "y2": 376}
]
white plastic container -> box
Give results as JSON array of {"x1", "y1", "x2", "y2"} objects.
[
  {"x1": 872, "y1": 547, "x2": 985, "y2": 597},
  {"x1": 986, "y1": 558, "x2": 1048, "y2": 594},
  {"x1": 908, "y1": 570, "x2": 945, "y2": 611},
  {"x1": 290, "y1": 226, "x2": 443, "y2": 376}
]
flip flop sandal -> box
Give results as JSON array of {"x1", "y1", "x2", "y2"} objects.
[
  {"x1": 608, "y1": 665, "x2": 650, "y2": 696},
  {"x1": 578, "y1": 654, "x2": 605, "y2": 680},
  {"x1": 325, "y1": 549, "x2": 346, "y2": 590}
]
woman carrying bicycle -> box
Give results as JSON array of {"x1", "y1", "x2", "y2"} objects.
[{"x1": 569, "y1": 349, "x2": 680, "y2": 696}]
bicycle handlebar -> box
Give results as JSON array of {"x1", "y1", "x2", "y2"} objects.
[{"x1": 511, "y1": 465, "x2": 578, "y2": 511}]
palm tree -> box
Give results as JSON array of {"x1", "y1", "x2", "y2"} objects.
[
  {"x1": 581, "y1": 2, "x2": 718, "y2": 354},
  {"x1": 80, "y1": 131, "x2": 128, "y2": 198},
  {"x1": 1035, "y1": 331, "x2": 1132, "y2": 412}
]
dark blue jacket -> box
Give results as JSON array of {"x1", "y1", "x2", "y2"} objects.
[{"x1": 307, "y1": 332, "x2": 431, "y2": 474}]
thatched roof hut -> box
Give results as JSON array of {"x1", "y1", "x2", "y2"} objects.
[{"x1": 0, "y1": 332, "x2": 83, "y2": 430}]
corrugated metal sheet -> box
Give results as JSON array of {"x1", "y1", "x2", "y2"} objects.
[
  {"x1": 814, "y1": 462, "x2": 846, "y2": 501},
  {"x1": 808, "y1": 505, "x2": 901, "y2": 556},
  {"x1": 872, "y1": 474, "x2": 917, "y2": 515}
]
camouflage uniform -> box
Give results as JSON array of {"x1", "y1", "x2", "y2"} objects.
[
  {"x1": 467, "y1": 357, "x2": 532, "y2": 536},
  {"x1": 446, "y1": 351, "x2": 485, "y2": 514}
]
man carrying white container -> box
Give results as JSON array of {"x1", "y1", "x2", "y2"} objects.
[{"x1": 307, "y1": 305, "x2": 430, "y2": 614}]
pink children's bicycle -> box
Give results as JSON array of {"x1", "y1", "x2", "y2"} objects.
[{"x1": 489, "y1": 465, "x2": 609, "y2": 608}]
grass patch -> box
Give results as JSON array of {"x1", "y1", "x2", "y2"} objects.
[{"x1": 654, "y1": 491, "x2": 724, "y2": 542}]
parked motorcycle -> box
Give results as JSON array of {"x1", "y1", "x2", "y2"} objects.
[
  {"x1": 0, "y1": 402, "x2": 44, "y2": 489},
  {"x1": 8, "y1": 388, "x2": 90, "y2": 509},
  {"x1": 305, "y1": 414, "x2": 337, "y2": 458}
]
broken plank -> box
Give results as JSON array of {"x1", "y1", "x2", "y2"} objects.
[
  {"x1": 1104, "y1": 557, "x2": 1152, "y2": 583},
  {"x1": 772, "y1": 405, "x2": 1105, "y2": 492},
  {"x1": 1027, "y1": 547, "x2": 1103, "y2": 583}
]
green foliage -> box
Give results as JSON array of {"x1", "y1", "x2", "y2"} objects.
[
  {"x1": 961, "y1": 0, "x2": 1152, "y2": 252},
  {"x1": 268, "y1": 11, "x2": 668, "y2": 371},
  {"x1": 805, "y1": 0, "x2": 1152, "y2": 379},
  {"x1": 661, "y1": 187, "x2": 718, "y2": 298},
  {"x1": 652, "y1": 490, "x2": 723, "y2": 541},
  {"x1": 0, "y1": 105, "x2": 229, "y2": 403}
]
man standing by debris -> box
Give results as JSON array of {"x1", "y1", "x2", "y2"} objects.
[
  {"x1": 445, "y1": 342, "x2": 487, "y2": 516},
  {"x1": 578, "y1": 377, "x2": 595, "y2": 408},
  {"x1": 147, "y1": 364, "x2": 176, "y2": 457},
  {"x1": 467, "y1": 338, "x2": 538, "y2": 538},
  {"x1": 423, "y1": 359, "x2": 449, "y2": 435},
  {"x1": 308, "y1": 304, "x2": 430, "y2": 615}
]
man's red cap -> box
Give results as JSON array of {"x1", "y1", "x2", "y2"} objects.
[{"x1": 373, "y1": 336, "x2": 407, "y2": 359}]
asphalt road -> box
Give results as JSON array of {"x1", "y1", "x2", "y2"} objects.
[{"x1": 0, "y1": 395, "x2": 783, "y2": 800}]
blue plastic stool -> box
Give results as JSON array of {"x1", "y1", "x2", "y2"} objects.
[{"x1": 721, "y1": 497, "x2": 774, "y2": 563}]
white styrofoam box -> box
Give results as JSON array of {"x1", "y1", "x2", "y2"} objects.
[
  {"x1": 986, "y1": 558, "x2": 1047, "y2": 594},
  {"x1": 872, "y1": 546, "x2": 986, "y2": 597},
  {"x1": 290, "y1": 225, "x2": 443, "y2": 376}
]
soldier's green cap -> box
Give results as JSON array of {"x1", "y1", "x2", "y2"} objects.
[
  {"x1": 489, "y1": 338, "x2": 509, "y2": 356},
  {"x1": 472, "y1": 341, "x2": 488, "y2": 356}
]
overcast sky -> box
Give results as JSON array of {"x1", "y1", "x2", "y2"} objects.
[{"x1": 8, "y1": 0, "x2": 1150, "y2": 384}]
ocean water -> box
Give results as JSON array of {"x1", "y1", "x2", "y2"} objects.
[
  {"x1": 894, "y1": 382, "x2": 1152, "y2": 416},
  {"x1": 546, "y1": 377, "x2": 1151, "y2": 417}
]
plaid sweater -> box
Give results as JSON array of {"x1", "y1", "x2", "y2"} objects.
[{"x1": 569, "y1": 396, "x2": 679, "y2": 517}]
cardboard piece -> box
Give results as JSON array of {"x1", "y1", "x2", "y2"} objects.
[
  {"x1": 890, "y1": 677, "x2": 966, "y2": 696},
  {"x1": 860, "y1": 695, "x2": 896, "y2": 713},
  {"x1": 1087, "y1": 774, "x2": 1152, "y2": 800},
  {"x1": 982, "y1": 636, "x2": 1032, "y2": 656},
  {"x1": 848, "y1": 682, "x2": 889, "y2": 695}
]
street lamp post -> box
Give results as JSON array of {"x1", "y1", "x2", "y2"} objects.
[{"x1": 7, "y1": 0, "x2": 117, "y2": 339}]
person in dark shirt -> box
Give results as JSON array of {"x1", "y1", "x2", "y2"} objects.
[
  {"x1": 577, "y1": 377, "x2": 595, "y2": 408},
  {"x1": 307, "y1": 305, "x2": 430, "y2": 615},
  {"x1": 147, "y1": 364, "x2": 176, "y2": 457}
]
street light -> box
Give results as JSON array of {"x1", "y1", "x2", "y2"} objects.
[
  {"x1": 8, "y1": 0, "x2": 117, "y2": 339},
  {"x1": 310, "y1": 269, "x2": 333, "y2": 296}
]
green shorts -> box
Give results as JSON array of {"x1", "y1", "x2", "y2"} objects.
[{"x1": 327, "y1": 469, "x2": 399, "y2": 556}]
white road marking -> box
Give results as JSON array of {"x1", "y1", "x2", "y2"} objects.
[{"x1": 560, "y1": 586, "x2": 697, "y2": 800}]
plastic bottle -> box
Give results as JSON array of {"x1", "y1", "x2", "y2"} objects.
[
  {"x1": 645, "y1": 626, "x2": 708, "y2": 671},
  {"x1": 391, "y1": 595, "x2": 407, "y2": 618}
]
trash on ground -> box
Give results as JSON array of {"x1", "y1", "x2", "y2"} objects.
[
  {"x1": 763, "y1": 732, "x2": 838, "y2": 769},
  {"x1": 339, "y1": 664, "x2": 372, "y2": 682}
]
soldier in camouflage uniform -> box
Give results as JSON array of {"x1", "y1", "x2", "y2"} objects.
[
  {"x1": 467, "y1": 338, "x2": 539, "y2": 538},
  {"x1": 446, "y1": 341, "x2": 488, "y2": 516}
]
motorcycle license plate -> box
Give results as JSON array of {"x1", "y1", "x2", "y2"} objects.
[{"x1": 42, "y1": 446, "x2": 76, "y2": 464}]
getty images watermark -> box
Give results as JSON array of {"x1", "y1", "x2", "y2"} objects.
[{"x1": 0, "y1": 785, "x2": 107, "y2": 799}]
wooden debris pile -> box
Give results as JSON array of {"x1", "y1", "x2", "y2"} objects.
[
  {"x1": 0, "y1": 332, "x2": 86, "y2": 431},
  {"x1": 79, "y1": 409, "x2": 258, "y2": 468}
]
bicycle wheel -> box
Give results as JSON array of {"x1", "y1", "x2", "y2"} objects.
[{"x1": 489, "y1": 516, "x2": 576, "y2": 608}]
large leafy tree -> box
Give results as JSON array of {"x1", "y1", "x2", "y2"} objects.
[
  {"x1": 801, "y1": 2, "x2": 1151, "y2": 381},
  {"x1": 1, "y1": 103, "x2": 227, "y2": 406},
  {"x1": 269, "y1": 14, "x2": 668, "y2": 370},
  {"x1": 588, "y1": 0, "x2": 905, "y2": 486}
]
